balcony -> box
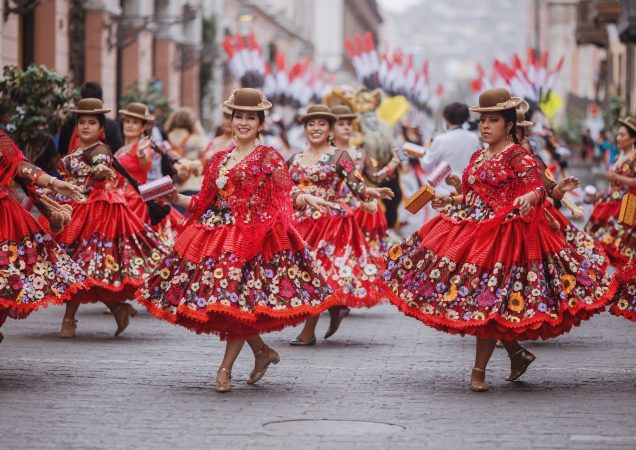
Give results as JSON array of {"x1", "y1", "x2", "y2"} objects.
[
  {"x1": 576, "y1": 0, "x2": 610, "y2": 47},
  {"x1": 591, "y1": 0, "x2": 621, "y2": 24},
  {"x1": 618, "y1": 0, "x2": 636, "y2": 42}
]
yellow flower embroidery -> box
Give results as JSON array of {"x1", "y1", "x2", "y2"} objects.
[{"x1": 508, "y1": 292, "x2": 525, "y2": 312}]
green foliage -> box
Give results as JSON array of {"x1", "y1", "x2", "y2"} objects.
[
  {"x1": 119, "y1": 79, "x2": 172, "y2": 128},
  {"x1": 605, "y1": 95, "x2": 625, "y2": 128},
  {"x1": 0, "y1": 64, "x2": 75, "y2": 160}
]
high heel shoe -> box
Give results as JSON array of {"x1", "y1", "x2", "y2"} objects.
[
  {"x1": 324, "y1": 306, "x2": 349, "y2": 339},
  {"x1": 506, "y1": 347, "x2": 536, "y2": 382},
  {"x1": 60, "y1": 318, "x2": 77, "y2": 338},
  {"x1": 215, "y1": 368, "x2": 232, "y2": 393},
  {"x1": 247, "y1": 345, "x2": 280, "y2": 385},
  {"x1": 471, "y1": 367, "x2": 490, "y2": 392},
  {"x1": 113, "y1": 304, "x2": 132, "y2": 336}
]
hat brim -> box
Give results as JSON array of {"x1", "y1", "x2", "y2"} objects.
[
  {"x1": 299, "y1": 112, "x2": 337, "y2": 122},
  {"x1": 517, "y1": 120, "x2": 533, "y2": 128},
  {"x1": 224, "y1": 99, "x2": 272, "y2": 112},
  {"x1": 119, "y1": 110, "x2": 153, "y2": 121},
  {"x1": 469, "y1": 97, "x2": 523, "y2": 113},
  {"x1": 618, "y1": 119, "x2": 636, "y2": 134},
  {"x1": 334, "y1": 113, "x2": 358, "y2": 120},
  {"x1": 70, "y1": 108, "x2": 111, "y2": 114}
]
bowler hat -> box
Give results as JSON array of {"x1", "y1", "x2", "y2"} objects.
[
  {"x1": 224, "y1": 88, "x2": 272, "y2": 112},
  {"x1": 469, "y1": 88, "x2": 522, "y2": 113}
]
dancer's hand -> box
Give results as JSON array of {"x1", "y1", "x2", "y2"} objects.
[
  {"x1": 431, "y1": 194, "x2": 452, "y2": 209},
  {"x1": 297, "y1": 194, "x2": 338, "y2": 212},
  {"x1": 445, "y1": 173, "x2": 462, "y2": 189},
  {"x1": 365, "y1": 187, "x2": 394, "y2": 200},
  {"x1": 513, "y1": 193, "x2": 534, "y2": 216},
  {"x1": 93, "y1": 164, "x2": 116, "y2": 182},
  {"x1": 605, "y1": 171, "x2": 620, "y2": 182},
  {"x1": 554, "y1": 176, "x2": 579, "y2": 197},
  {"x1": 49, "y1": 179, "x2": 85, "y2": 201},
  {"x1": 360, "y1": 201, "x2": 378, "y2": 213}
]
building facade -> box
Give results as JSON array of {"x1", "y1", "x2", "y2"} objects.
[{"x1": 0, "y1": 0, "x2": 204, "y2": 117}]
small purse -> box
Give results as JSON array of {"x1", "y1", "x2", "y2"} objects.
[
  {"x1": 618, "y1": 193, "x2": 636, "y2": 227},
  {"x1": 404, "y1": 184, "x2": 435, "y2": 214}
]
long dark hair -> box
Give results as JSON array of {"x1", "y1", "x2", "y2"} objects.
[{"x1": 499, "y1": 108, "x2": 519, "y2": 145}]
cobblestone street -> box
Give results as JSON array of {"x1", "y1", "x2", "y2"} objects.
[{"x1": 1, "y1": 301, "x2": 634, "y2": 449}]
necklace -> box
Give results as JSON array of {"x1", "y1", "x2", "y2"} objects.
[{"x1": 215, "y1": 144, "x2": 257, "y2": 189}]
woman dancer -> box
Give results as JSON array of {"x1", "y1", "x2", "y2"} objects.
[
  {"x1": 45, "y1": 98, "x2": 169, "y2": 338},
  {"x1": 0, "y1": 131, "x2": 89, "y2": 342},
  {"x1": 288, "y1": 104, "x2": 394, "y2": 345},
  {"x1": 114, "y1": 102, "x2": 183, "y2": 245},
  {"x1": 516, "y1": 111, "x2": 606, "y2": 267},
  {"x1": 331, "y1": 104, "x2": 400, "y2": 256},
  {"x1": 200, "y1": 104, "x2": 234, "y2": 165},
  {"x1": 586, "y1": 117, "x2": 636, "y2": 267},
  {"x1": 136, "y1": 88, "x2": 337, "y2": 392},
  {"x1": 383, "y1": 88, "x2": 612, "y2": 391}
]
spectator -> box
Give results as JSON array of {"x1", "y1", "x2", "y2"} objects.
[
  {"x1": 58, "y1": 81, "x2": 124, "y2": 155},
  {"x1": 581, "y1": 127, "x2": 594, "y2": 161},
  {"x1": 421, "y1": 102, "x2": 480, "y2": 195},
  {"x1": 596, "y1": 128, "x2": 618, "y2": 167}
]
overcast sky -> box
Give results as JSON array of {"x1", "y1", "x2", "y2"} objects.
[{"x1": 377, "y1": 0, "x2": 423, "y2": 14}]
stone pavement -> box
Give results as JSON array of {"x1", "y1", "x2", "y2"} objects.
[{"x1": 1, "y1": 301, "x2": 635, "y2": 450}]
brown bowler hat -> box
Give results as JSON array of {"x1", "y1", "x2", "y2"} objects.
[
  {"x1": 70, "y1": 98, "x2": 111, "y2": 114},
  {"x1": 516, "y1": 109, "x2": 533, "y2": 128},
  {"x1": 469, "y1": 88, "x2": 522, "y2": 112},
  {"x1": 331, "y1": 104, "x2": 358, "y2": 120},
  {"x1": 119, "y1": 102, "x2": 154, "y2": 121},
  {"x1": 618, "y1": 117, "x2": 636, "y2": 134},
  {"x1": 517, "y1": 99, "x2": 530, "y2": 114},
  {"x1": 224, "y1": 88, "x2": 272, "y2": 111},
  {"x1": 299, "y1": 104, "x2": 337, "y2": 122}
]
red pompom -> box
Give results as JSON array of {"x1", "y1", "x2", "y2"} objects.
[{"x1": 99, "y1": 132, "x2": 106, "y2": 141}]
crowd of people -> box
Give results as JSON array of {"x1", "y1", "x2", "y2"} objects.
[{"x1": 1, "y1": 79, "x2": 636, "y2": 394}]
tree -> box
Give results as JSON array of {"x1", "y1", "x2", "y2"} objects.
[
  {"x1": 0, "y1": 64, "x2": 76, "y2": 161},
  {"x1": 119, "y1": 79, "x2": 172, "y2": 129}
]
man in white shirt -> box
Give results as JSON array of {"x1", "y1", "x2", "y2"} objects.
[{"x1": 421, "y1": 102, "x2": 480, "y2": 196}]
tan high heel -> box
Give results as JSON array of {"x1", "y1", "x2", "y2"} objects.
[
  {"x1": 60, "y1": 318, "x2": 77, "y2": 338},
  {"x1": 112, "y1": 304, "x2": 132, "y2": 336},
  {"x1": 506, "y1": 347, "x2": 536, "y2": 381},
  {"x1": 471, "y1": 367, "x2": 490, "y2": 392},
  {"x1": 247, "y1": 345, "x2": 280, "y2": 385},
  {"x1": 215, "y1": 368, "x2": 232, "y2": 393}
]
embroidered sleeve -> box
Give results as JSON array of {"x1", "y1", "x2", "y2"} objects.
[
  {"x1": 17, "y1": 160, "x2": 44, "y2": 185},
  {"x1": 507, "y1": 145, "x2": 545, "y2": 203},
  {"x1": 334, "y1": 150, "x2": 369, "y2": 200}
]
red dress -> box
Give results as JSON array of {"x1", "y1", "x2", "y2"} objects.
[
  {"x1": 346, "y1": 147, "x2": 391, "y2": 256},
  {"x1": 0, "y1": 132, "x2": 89, "y2": 326},
  {"x1": 384, "y1": 144, "x2": 613, "y2": 341},
  {"x1": 42, "y1": 143, "x2": 169, "y2": 303},
  {"x1": 605, "y1": 258, "x2": 636, "y2": 321},
  {"x1": 114, "y1": 141, "x2": 183, "y2": 245},
  {"x1": 136, "y1": 145, "x2": 335, "y2": 340},
  {"x1": 585, "y1": 152, "x2": 636, "y2": 267},
  {"x1": 289, "y1": 148, "x2": 388, "y2": 308}
]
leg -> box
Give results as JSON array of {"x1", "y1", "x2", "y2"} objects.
[
  {"x1": 246, "y1": 335, "x2": 280, "y2": 385},
  {"x1": 60, "y1": 301, "x2": 80, "y2": 338},
  {"x1": 501, "y1": 340, "x2": 536, "y2": 382},
  {"x1": 324, "y1": 306, "x2": 349, "y2": 339},
  {"x1": 104, "y1": 301, "x2": 133, "y2": 337},
  {"x1": 471, "y1": 337, "x2": 497, "y2": 392},
  {"x1": 215, "y1": 338, "x2": 245, "y2": 393},
  {"x1": 290, "y1": 315, "x2": 318, "y2": 345}
]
